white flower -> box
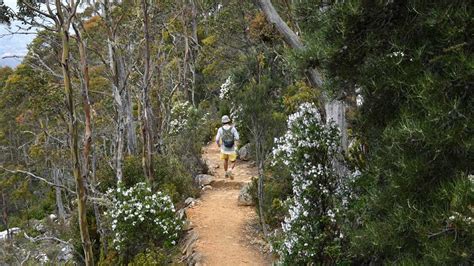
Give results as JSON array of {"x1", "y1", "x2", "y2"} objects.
[
  {"x1": 219, "y1": 76, "x2": 232, "y2": 99},
  {"x1": 387, "y1": 51, "x2": 405, "y2": 58}
]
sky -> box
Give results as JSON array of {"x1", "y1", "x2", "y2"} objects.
[{"x1": 0, "y1": 0, "x2": 36, "y2": 67}]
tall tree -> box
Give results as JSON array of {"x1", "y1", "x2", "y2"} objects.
[
  {"x1": 140, "y1": 0, "x2": 154, "y2": 183},
  {"x1": 255, "y1": 0, "x2": 348, "y2": 152},
  {"x1": 3, "y1": 0, "x2": 96, "y2": 263},
  {"x1": 54, "y1": 0, "x2": 94, "y2": 263}
]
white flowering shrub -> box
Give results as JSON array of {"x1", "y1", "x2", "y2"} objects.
[
  {"x1": 272, "y1": 102, "x2": 344, "y2": 264},
  {"x1": 219, "y1": 76, "x2": 233, "y2": 100},
  {"x1": 107, "y1": 182, "x2": 182, "y2": 257},
  {"x1": 169, "y1": 100, "x2": 209, "y2": 136},
  {"x1": 169, "y1": 100, "x2": 193, "y2": 135}
]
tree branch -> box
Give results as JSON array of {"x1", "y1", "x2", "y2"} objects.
[
  {"x1": 18, "y1": 0, "x2": 55, "y2": 20},
  {"x1": 23, "y1": 232, "x2": 85, "y2": 263},
  {"x1": 0, "y1": 166, "x2": 76, "y2": 194},
  {"x1": 254, "y1": 0, "x2": 326, "y2": 97},
  {"x1": 0, "y1": 166, "x2": 110, "y2": 206}
]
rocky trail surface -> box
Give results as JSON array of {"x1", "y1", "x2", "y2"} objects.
[{"x1": 184, "y1": 144, "x2": 271, "y2": 265}]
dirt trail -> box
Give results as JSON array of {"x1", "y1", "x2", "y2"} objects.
[{"x1": 186, "y1": 144, "x2": 270, "y2": 266}]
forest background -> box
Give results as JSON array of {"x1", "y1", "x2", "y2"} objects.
[{"x1": 0, "y1": 0, "x2": 472, "y2": 265}]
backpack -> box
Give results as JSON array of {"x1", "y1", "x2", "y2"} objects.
[{"x1": 221, "y1": 127, "x2": 235, "y2": 148}]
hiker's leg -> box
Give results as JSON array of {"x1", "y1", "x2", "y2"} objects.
[
  {"x1": 220, "y1": 153, "x2": 228, "y2": 171},
  {"x1": 230, "y1": 153, "x2": 237, "y2": 169},
  {"x1": 224, "y1": 158, "x2": 228, "y2": 172}
]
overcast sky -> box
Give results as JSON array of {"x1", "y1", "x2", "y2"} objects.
[{"x1": 0, "y1": 0, "x2": 37, "y2": 67}]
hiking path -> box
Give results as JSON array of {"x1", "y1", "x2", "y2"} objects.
[{"x1": 185, "y1": 143, "x2": 271, "y2": 266}]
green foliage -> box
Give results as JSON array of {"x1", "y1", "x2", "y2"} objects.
[
  {"x1": 249, "y1": 165, "x2": 292, "y2": 228},
  {"x1": 67, "y1": 206, "x2": 102, "y2": 264},
  {"x1": 0, "y1": 4, "x2": 13, "y2": 24},
  {"x1": 0, "y1": 172, "x2": 56, "y2": 230},
  {"x1": 165, "y1": 99, "x2": 210, "y2": 178},
  {"x1": 282, "y1": 81, "x2": 320, "y2": 113},
  {"x1": 153, "y1": 155, "x2": 199, "y2": 203},
  {"x1": 0, "y1": 67, "x2": 13, "y2": 87},
  {"x1": 294, "y1": 1, "x2": 473, "y2": 263},
  {"x1": 128, "y1": 247, "x2": 176, "y2": 265},
  {"x1": 223, "y1": 50, "x2": 288, "y2": 152},
  {"x1": 96, "y1": 154, "x2": 198, "y2": 204}
]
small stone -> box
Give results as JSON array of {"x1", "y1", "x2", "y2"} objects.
[
  {"x1": 185, "y1": 197, "x2": 195, "y2": 207},
  {"x1": 183, "y1": 220, "x2": 193, "y2": 231},
  {"x1": 176, "y1": 208, "x2": 187, "y2": 220},
  {"x1": 57, "y1": 245, "x2": 74, "y2": 262},
  {"x1": 32, "y1": 220, "x2": 47, "y2": 233},
  {"x1": 238, "y1": 143, "x2": 252, "y2": 161},
  {"x1": 195, "y1": 174, "x2": 214, "y2": 186},
  {"x1": 238, "y1": 183, "x2": 254, "y2": 206},
  {"x1": 35, "y1": 253, "x2": 49, "y2": 263},
  {"x1": 0, "y1": 227, "x2": 20, "y2": 240},
  {"x1": 49, "y1": 214, "x2": 57, "y2": 221},
  {"x1": 182, "y1": 232, "x2": 198, "y2": 255},
  {"x1": 191, "y1": 252, "x2": 203, "y2": 265},
  {"x1": 202, "y1": 185, "x2": 213, "y2": 191}
]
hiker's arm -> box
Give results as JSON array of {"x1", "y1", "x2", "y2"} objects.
[
  {"x1": 215, "y1": 129, "x2": 221, "y2": 147},
  {"x1": 233, "y1": 127, "x2": 240, "y2": 148}
]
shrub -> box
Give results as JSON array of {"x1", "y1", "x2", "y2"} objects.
[
  {"x1": 249, "y1": 163, "x2": 293, "y2": 229},
  {"x1": 272, "y1": 102, "x2": 344, "y2": 264},
  {"x1": 165, "y1": 100, "x2": 210, "y2": 177},
  {"x1": 153, "y1": 155, "x2": 199, "y2": 203},
  {"x1": 128, "y1": 247, "x2": 171, "y2": 266},
  {"x1": 106, "y1": 182, "x2": 182, "y2": 262}
]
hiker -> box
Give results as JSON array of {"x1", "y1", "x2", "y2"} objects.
[{"x1": 215, "y1": 115, "x2": 240, "y2": 179}]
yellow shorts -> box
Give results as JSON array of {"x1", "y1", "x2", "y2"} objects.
[{"x1": 220, "y1": 152, "x2": 237, "y2": 162}]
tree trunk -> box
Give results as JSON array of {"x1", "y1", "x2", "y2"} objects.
[
  {"x1": 103, "y1": 0, "x2": 133, "y2": 182},
  {"x1": 73, "y1": 23, "x2": 94, "y2": 191},
  {"x1": 325, "y1": 100, "x2": 348, "y2": 152},
  {"x1": 257, "y1": 160, "x2": 268, "y2": 237},
  {"x1": 1, "y1": 190, "x2": 9, "y2": 239},
  {"x1": 255, "y1": 0, "x2": 348, "y2": 152},
  {"x1": 91, "y1": 151, "x2": 108, "y2": 258},
  {"x1": 53, "y1": 168, "x2": 66, "y2": 224},
  {"x1": 255, "y1": 0, "x2": 324, "y2": 93},
  {"x1": 114, "y1": 91, "x2": 125, "y2": 183},
  {"x1": 251, "y1": 125, "x2": 269, "y2": 237},
  {"x1": 57, "y1": 4, "x2": 94, "y2": 263},
  {"x1": 140, "y1": 0, "x2": 154, "y2": 183},
  {"x1": 181, "y1": 0, "x2": 190, "y2": 100},
  {"x1": 190, "y1": 0, "x2": 198, "y2": 106},
  {"x1": 125, "y1": 88, "x2": 137, "y2": 155}
]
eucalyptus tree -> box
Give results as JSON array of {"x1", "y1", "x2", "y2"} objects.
[
  {"x1": 0, "y1": 0, "x2": 95, "y2": 264},
  {"x1": 140, "y1": 0, "x2": 154, "y2": 182}
]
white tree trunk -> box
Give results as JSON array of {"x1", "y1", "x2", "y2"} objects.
[
  {"x1": 325, "y1": 100, "x2": 348, "y2": 153},
  {"x1": 125, "y1": 88, "x2": 137, "y2": 155},
  {"x1": 53, "y1": 168, "x2": 66, "y2": 223}
]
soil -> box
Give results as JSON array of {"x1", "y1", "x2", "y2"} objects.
[{"x1": 186, "y1": 144, "x2": 271, "y2": 265}]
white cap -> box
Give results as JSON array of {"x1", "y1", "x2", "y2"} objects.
[{"x1": 221, "y1": 115, "x2": 230, "y2": 124}]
